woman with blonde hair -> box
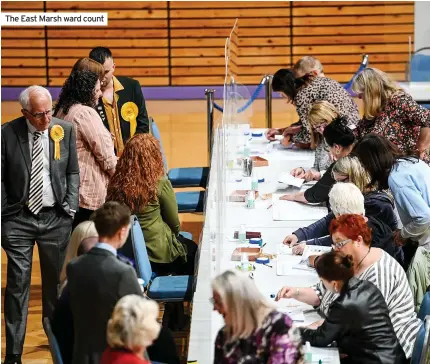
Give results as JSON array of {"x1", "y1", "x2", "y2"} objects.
[
  {"x1": 352, "y1": 67, "x2": 430, "y2": 164},
  {"x1": 53, "y1": 221, "x2": 99, "y2": 364},
  {"x1": 266, "y1": 68, "x2": 359, "y2": 148},
  {"x1": 331, "y1": 156, "x2": 398, "y2": 231},
  {"x1": 212, "y1": 270, "x2": 302, "y2": 363},
  {"x1": 60, "y1": 220, "x2": 98, "y2": 289},
  {"x1": 291, "y1": 100, "x2": 340, "y2": 181},
  {"x1": 101, "y1": 295, "x2": 161, "y2": 364}
]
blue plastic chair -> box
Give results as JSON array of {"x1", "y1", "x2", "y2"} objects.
[
  {"x1": 43, "y1": 317, "x2": 64, "y2": 364},
  {"x1": 119, "y1": 216, "x2": 194, "y2": 302},
  {"x1": 150, "y1": 118, "x2": 209, "y2": 188},
  {"x1": 150, "y1": 118, "x2": 206, "y2": 213},
  {"x1": 175, "y1": 190, "x2": 206, "y2": 213},
  {"x1": 418, "y1": 292, "x2": 430, "y2": 320},
  {"x1": 410, "y1": 47, "x2": 430, "y2": 83},
  {"x1": 409, "y1": 47, "x2": 430, "y2": 109},
  {"x1": 411, "y1": 315, "x2": 430, "y2": 364}
]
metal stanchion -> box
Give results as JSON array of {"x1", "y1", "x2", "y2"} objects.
[
  {"x1": 205, "y1": 89, "x2": 215, "y2": 164},
  {"x1": 264, "y1": 75, "x2": 273, "y2": 129}
]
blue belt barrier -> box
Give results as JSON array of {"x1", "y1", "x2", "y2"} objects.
[{"x1": 213, "y1": 82, "x2": 265, "y2": 113}]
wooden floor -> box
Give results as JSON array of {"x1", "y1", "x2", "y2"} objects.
[{"x1": 1, "y1": 98, "x2": 302, "y2": 362}]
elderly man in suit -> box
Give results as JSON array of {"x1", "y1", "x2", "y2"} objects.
[
  {"x1": 1, "y1": 85, "x2": 79, "y2": 364},
  {"x1": 89, "y1": 46, "x2": 149, "y2": 156}
]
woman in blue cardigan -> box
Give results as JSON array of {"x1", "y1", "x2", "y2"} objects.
[{"x1": 353, "y1": 134, "x2": 430, "y2": 267}]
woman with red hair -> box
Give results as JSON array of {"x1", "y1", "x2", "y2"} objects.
[
  {"x1": 301, "y1": 251, "x2": 404, "y2": 364},
  {"x1": 106, "y1": 134, "x2": 197, "y2": 276},
  {"x1": 276, "y1": 214, "x2": 421, "y2": 360}
]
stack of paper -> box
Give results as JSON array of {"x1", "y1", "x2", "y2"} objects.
[{"x1": 278, "y1": 172, "x2": 305, "y2": 188}]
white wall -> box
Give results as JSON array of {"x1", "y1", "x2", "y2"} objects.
[{"x1": 414, "y1": 1, "x2": 430, "y2": 51}]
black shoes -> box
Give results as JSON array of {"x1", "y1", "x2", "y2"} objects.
[{"x1": 3, "y1": 355, "x2": 22, "y2": 364}]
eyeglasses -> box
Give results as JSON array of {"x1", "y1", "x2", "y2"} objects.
[
  {"x1": 209, "y1": 297, "x2": 214, "y2": 304},
  {"x1": 24, "y1": 109, "x2": 52, "y2": 120},
  {"x1": 332, "y1": 238, "x2": 352, "y2": 250}
]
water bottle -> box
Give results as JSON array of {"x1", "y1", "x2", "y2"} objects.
[
  {"x1": 251, "y1": 170, "x2": 258, "y2": 191},
  {"x1": 238, "y1": 224, "x2": 246, "y2": 243},
  {"x1": 247, "y1": 190, "x2": 255, "y2": 209},
  {"x1": 241, "y1": 252, "x2": 250, "y2": 271},
  {"x1": 304, "y1": 341, "x2": 312, "y2": 364},
  {"x1": 243, "y1": 139, "x2": 250, "y2": 157}
]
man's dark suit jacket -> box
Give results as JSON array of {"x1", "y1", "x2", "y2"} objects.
[
  {"x1": 98, "y1": 76, "x2": 149, "y2": 143},
  {"x1": 67, "y1": 247, "x2": 142, "y2": 364},
  {"x1": 1, "y1": 116, "x2": 79, "y2": 218}
]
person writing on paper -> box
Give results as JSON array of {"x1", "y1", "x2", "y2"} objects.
[
  {"x1": 279, "y1": 116, "x2": 355, "y2": 206},
  {"x1": 265, "y1": 67, "x2": 359, "y2": 148},
  {"x1": 300, "y1": 251, "x2": 406, "y2": 364},
  {"x1": 353, "y1": 134, "x2": 430, "y2": 268},
  {"x1": 212, "y1": 270, "x2": 303, "y2": 363},
  {"x1": 266, "y1": 56, "x2": 326, "y2": 144},
  {"x1": 276, "y1": 214, "x2": 421, "y2": 359},
  {"x1": 284, "y1": 168, "x2": 397, "y2": 260},
  {"x1": 290, "y1": 101, "x2": 338, "y2": 181},
  {"x1": 352, "y1": 68, "x2": 430, "y2": 164}
]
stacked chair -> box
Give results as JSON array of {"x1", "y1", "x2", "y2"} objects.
[{"x1": 150, "y1": 118, "x2": 207, "y2": 213}]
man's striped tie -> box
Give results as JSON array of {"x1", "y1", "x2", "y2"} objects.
[{"x1": 28, "y1": 131, "x2": 44, "y2": 214}]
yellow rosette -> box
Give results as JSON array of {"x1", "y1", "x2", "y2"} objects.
[
  {"x1": 121, "y1": 102, "x2": 138, "y2": 137},
  {"x1": 50, "y1": 125, "x2": 64, "y2": 160}
]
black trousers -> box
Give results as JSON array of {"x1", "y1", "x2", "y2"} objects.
[
  {"x1": 72, "y1": 207, "x2": 94, "y2": 230},
  {"x1": 1, "y1": 206, "x2": 72, "y2": 355},
  {"x1": 150, "y1": 234, "x2": 198, "y2": 276}
]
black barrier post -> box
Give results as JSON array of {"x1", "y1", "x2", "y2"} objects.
[
  {"x1": 205, "y1": 89, "x2": 215, "y2": 164},
  {"x1": 264, "y1": 75, "x2": 273, "y2": 129}
]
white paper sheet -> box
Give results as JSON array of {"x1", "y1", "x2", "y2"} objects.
[
  {"x1": 292, "y1": 245, "x2": 332, "y2": 272},
  {"x1": 310, "y1": 347, "x2": 340, "y2": 364},
  {"x1": 277, "y1": 254, "x2": 316, "y2": 276},
  {"x1": 278, "y1": 172, "x2": 305, "y2": 188},
  {"x1": 272, "y1": 200, "x2": 328, "y2": 221}
]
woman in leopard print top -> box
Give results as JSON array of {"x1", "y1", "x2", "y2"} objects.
[
  {"x1": 352, "y1": 68, "x2": 430, "y2": 164},
  {"x1": 271, "y1": 68, "x2": 360, "y2": 145}
]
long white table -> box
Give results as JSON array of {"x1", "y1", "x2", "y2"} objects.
[{"x1": 188, "y1": 128, "x2": 340, "y2": 364}]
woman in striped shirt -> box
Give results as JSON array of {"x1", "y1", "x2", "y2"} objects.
[{"x1": 276, "y1": 214, "x2": 421, "y2": 359}]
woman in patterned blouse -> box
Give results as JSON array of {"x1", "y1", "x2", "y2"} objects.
[
  {"x1": 352, "y1": 67, "x2": 430, "y2": 164},
  {"x1": 266, "y1": 69, "x2": 359, "y2": 147},
  {"x1": 212, "y1": 270, "x2": 302, "y2": 364}
]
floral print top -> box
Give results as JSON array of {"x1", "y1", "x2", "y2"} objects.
[
  {"x1": 356, "y1": 91, "x2": 430, "y2": 164},
  {"x1": 293, "y1": 77, "x2": 360, "y2": 144},
  {"x1": 213, "y1": 310, "x2": 302, "y2": 364}
]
